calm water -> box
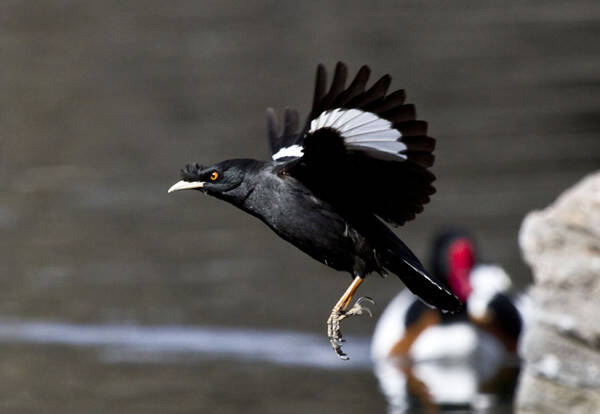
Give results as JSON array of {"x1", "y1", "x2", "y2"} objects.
[{"x1": 1, "y1": 0, "x2": 599, "y2": 412}]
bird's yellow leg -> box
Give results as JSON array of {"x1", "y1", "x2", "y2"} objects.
[
  {"x1": 327, "y1": 276, "x2": 374, "y2": 360},
  {"x1": 336, "y1": 276, "x2": 364, "y2": 312}
]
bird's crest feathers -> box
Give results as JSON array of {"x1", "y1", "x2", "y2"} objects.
[{"x1": 180, "y1": 163, "x2": 205, "y2": 181}]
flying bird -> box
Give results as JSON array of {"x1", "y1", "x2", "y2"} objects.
[{"x1": 168, "y1": 62, "x2": 462, "y2": 359}]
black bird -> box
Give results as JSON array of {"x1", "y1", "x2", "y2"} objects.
[{"x1": 168, "y1": 62, "x2": 461, "y2": 359}]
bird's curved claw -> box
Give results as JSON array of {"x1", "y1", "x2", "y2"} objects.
[{"x1": 357, "y1": 296, "x2": 375, "y2": 305}]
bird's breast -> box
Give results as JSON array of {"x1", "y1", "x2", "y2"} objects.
[{"x1": 244, "y1": 177, "x2": 363, "y2": 272}]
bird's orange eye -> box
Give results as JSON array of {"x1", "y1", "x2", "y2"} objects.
[{"x1": 210, "y1": 171, "x2": 219, "y2": 181}]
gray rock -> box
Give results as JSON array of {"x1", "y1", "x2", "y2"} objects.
[{"x1": 516, "y1": 171, "x2": 600, "y2": 413}]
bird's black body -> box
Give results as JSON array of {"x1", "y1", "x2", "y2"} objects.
[
  {"x1": 169, "y1": 62, "x2": 462, "y2": 358},
  {"x1": 183, "y1": 158, "x2": 376, "y2": 275},
  {"x1": 248, "y1": 175, "x2": 365, "y2": 274},
  {"x1": 179, "y1": 156, "x2": 459, "y2": 309}
]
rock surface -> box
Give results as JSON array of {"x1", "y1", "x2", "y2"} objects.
[{"x1": 516, "y1": 171, "x2": 600, "y2": 413}]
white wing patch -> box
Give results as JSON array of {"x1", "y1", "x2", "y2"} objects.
[
  {"x1": 272, "y1": 144, "x2": 304, "y2": 161},
  {"x1": 310, "y1": 109, "x2": 407, "y2": 161},
  {"x1": 328, "y1": 108, "x2": 363, "y2": 129}
]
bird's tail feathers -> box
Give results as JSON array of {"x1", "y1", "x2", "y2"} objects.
[{"x1": 368, "y1": 219, "x2": 463, "y2": 313}]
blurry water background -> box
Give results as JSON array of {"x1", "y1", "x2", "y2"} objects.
[{"x1": 1, "y1": 1, "x2": 599, "y2": 412}]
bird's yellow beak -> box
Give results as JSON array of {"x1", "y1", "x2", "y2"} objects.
[{"x1": 168, "y1": 180, "x2": 205, "y2": 193}]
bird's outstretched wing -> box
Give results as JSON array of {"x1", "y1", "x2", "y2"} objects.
[{"x1": 276, "y1": 62, "x2": 436, "y2": 226}]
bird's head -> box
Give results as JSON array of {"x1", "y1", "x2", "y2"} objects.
[
  {"x1": 431, "y1": 230, "x2": 476, "y2": 303},
  {"x1": 168, "y1": 159, "x2": 260, "y2": 203}
]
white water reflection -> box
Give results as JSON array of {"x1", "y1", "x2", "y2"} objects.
[{"x1": 0, "y1": 319, "x2": 371, "y2": 369}]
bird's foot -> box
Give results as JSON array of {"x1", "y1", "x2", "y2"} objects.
[
  {"x1": 344, "y1": 296, "x2": 375, "y2": 318},
  {"x1": 327, "y1": 296, "x2": 375, "y2": 360}
]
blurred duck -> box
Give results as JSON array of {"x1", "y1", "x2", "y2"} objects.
[{"x1": 371, "y1": 230, "x2": 525, "y2": 413}]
